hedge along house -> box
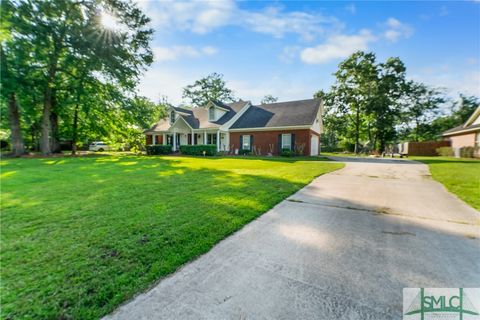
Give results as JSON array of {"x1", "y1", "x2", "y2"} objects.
[
  {"x1": 442, "y1": 106, "x2": 480, "y2": 157},
  {"x1": 145, "y1": 98, "x2": 324, "y2": 156}
]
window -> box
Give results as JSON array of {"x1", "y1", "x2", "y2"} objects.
[
  {"x1": 207, "y1": 133, "x2": 217, "y2": 145},
  {"x1": 170, "y1": 111, "x2": 175, "y2": 125},
  {"x1": 281, "y1": 134, "x2": 292, "y2": 150},
  {"x1": 209, "y1": 107, "x2": 215, "y2": 121},
  {"x1": 242, "y1": 135, "x2": 251, "y2": 150}
]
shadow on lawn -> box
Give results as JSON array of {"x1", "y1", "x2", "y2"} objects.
[{"x1": 1, "y1": 155, "x2": 329, "y2": 319}]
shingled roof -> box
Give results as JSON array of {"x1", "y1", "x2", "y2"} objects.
[
  {"x1": 230, "y1": 99, "x2": 321, "y2": 129},
  {"x1": 145, "y1": 100, "x2": 249, "y2": 132},
  {"x1": 442, "y1": 123, "x2": 480, "y2": 136}
]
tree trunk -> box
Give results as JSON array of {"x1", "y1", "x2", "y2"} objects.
[
  {"x1": 50, "y1": 111, "x2": 61, "y2": 153},
  {"x1": 40, "y1": 42, "x2": 62, "y2": 155},
  {"x1": 7, "y1": 92, "x2": 25, "y2": 157},
  {"x1": 354, "y1": 106, "x2": 360, "y2": 154},
  {"x1": 49, "y1": 89, "x2": 62, "y2": 153},
  {"x1": 71, "y1": 103, "x2": 79, "y2": 155},
  {"x1": 40, "y1": 84, "x2": 53, "y2": 155}
]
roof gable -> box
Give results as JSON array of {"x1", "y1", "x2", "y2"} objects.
[
  {"x1": 464, "y1": 106, "x2": 480, "y2": 127},
  {"x1": 442, "y1": 106, "x2": 480, "y2": 136}
]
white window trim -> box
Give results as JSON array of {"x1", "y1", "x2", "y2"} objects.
[
  {"x1": 209, "y1": 107, "x2": 216, "y2": 121},
  {"x1": 281, "y1": 134, "x2": 292, "y2": 150},
  {"x1": 242, "y1": 135, "x2": 251, "y2": 150}
]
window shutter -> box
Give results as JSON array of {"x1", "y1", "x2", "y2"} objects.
[
  {"x1": 278, "y1": 134, "x2": 282, "y2": 155},
  {"x1": 250, "y1": 135, "x2": 254, "y2": 151},
  {"x1": 291, "y1": 133, "x2": 295, "y2": 152},
  {"x1": 239, "y1": 135, "x2": 243, "y2": 150}
]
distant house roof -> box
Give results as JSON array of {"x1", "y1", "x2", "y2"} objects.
[
  {"x1": 230, "y1": 99, "x2": 321, "y2": 129},
  {"x1": 442, "y1": 106, "x2": 480, "y2": 136}
]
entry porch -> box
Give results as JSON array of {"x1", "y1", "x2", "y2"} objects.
[{"x1": 148, "y1": 130, "x2": 230, "y2": 152}]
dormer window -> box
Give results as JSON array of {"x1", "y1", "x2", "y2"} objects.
[
  {"x1": 170, "y1": 111, "x2": 175, "y2": 125},
  {"x1": 209, "y1": 107, "x2": 215, "y2": 121}
]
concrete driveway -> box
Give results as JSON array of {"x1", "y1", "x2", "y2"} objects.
[{"x1": 105, "y1": 157, "x2": 480, "y2": 320}]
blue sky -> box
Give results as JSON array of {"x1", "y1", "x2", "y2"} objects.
[{"x1": 135, "y1": 0, "x2": 480, "y2": 105}]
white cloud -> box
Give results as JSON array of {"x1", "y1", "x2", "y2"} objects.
[
  {"x1": 300, "y1": 29, "x2": 376, "y2": 64},
  {"x1": 136, "y1": 0, "x2": 235, "y2": 34},
  {"x1": 439, "y1": 5, "x2": 449, "y2": 17},
  {"x1": 345, "y1": 4, "x2": 356, "y2": 14},
  {"x1": 153, "y1": 45, "x2": 218, "y2": 61},
  {"x1": 411, "y1": 68, "x2": 480, "y2": 97},
  {"x1": 136, "y1": 0, "x2": 339, "y2": 41},
  {"x1": 242, "y1": 7, "x2": 338, "y2": 41},
  {"x1": 386, "y1": 17, "x2": 402, "y2": 28},
  {"x1": 383, "y1": 17, "x2": 413, "y2": 42},
  {"x1": 202, "y1": 46, "x2": 218, "y2": 55},
  {"x1": 279, "y1": 46, "x2": 301, "y2": 63}
]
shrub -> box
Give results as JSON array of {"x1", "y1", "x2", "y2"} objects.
[
  {"x1": 146, "y1": 145, "x2": 172, "y2": 155},
  {"x1": 436, "y1": 146, "x2": 454, "y2": 157},
  {"x1": 460, "y1": 146, "x2": 479, "y2": 158},
  {"x1": 281, "y1": 148, "x2": 294, "y2": 157},
  {"x1": 239, "y1": 149, "x2": 251, "y2": 155},
  {"x1": 179, "y1": 144, "x2": 217, "y2": 156}
]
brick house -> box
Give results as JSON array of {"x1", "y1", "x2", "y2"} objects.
[
  {"x1": 144, "y1": 99, "x2": 323, "y2": 156},
  {"x1": 442, "y1": 106, "x2": 480, "y2": 157}
]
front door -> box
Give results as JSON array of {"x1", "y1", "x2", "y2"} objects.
[{"x1": 176, "y1": 134, "x2": 180, "y2": 149}]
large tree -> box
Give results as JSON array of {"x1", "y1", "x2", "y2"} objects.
[
  {"x1": 370, "y1": 57, "x2": 406, "y2": 151},
  {"x1": 326, "y1": 51, "x2": 378, "y2": 153},
  {"x1": 400, "y1": 81, "x2": 446, "y2": 141},
  {"x1": 2, "y1": 0, "x2": 154, "y2": 155},
  {"x1": 324, "y1": 51, "x2": 409, "y2": 153},
  {"x1": 182, "y1": 73, "x2": 235, "y2": 107}
]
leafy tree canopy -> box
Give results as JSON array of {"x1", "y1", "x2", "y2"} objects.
[
  {"x1": 182, "y1": 73, "x2": 235, "y2": 107},
  {"x1": 260, "y1": 95, "x2": 278, "y2": 104}
]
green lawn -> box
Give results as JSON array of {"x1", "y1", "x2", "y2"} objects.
[
  {"x1": 412, "y1": 156, "x2": 480, "y2": 210},
  {"x1": 0, "y1": 155, "x2": 342, "y2": 319}
]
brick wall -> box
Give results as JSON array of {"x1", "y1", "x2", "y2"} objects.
[{"x1": 229, "y1": 129, "x2": 317, "y2": 156}]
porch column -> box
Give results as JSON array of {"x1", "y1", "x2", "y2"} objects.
[
  {"x1": 191, "y1": 130, "x2": 194, "y2": 145},
  {"x1": 163, "y1": 133, "x2": 166, "y2": 145},
  {"x1": 152, "y1": 134, "x2": 156, "y2": 145},
  {"x1": 204, "y1": 131, "x2": 207, "y2": 144},
  {"x1": 173, "y1": 131, "x2": 177, "y2": 151},
  {"x1": 216, "y1": 131, "x2": 220, "y2": 151}
]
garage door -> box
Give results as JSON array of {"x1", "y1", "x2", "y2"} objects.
[{"x1": 310, "y1": 135, "x2": 319, "y2": 156}]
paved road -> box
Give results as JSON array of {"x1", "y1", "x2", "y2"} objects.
[{"x1": 105, "y1": 157, "x2": 480, "y2": 320}]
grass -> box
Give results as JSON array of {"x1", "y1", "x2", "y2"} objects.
[
  {"x1": 411, "y1": 156, "x2": 480, "y2": 210},
  {"x1": 0, "y1": 155, "x2": 342, "y2": 319}
]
